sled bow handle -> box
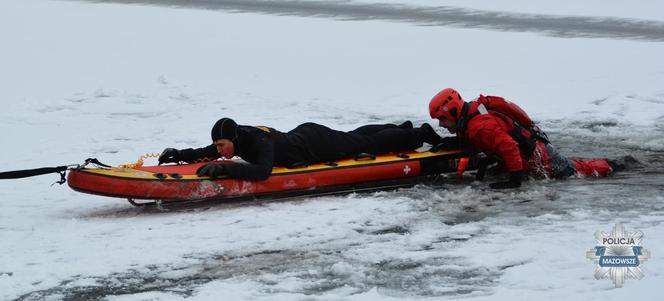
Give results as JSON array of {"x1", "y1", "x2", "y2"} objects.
[{"x1": 84, "y1": 158, "x2": 112, "y2": 168}]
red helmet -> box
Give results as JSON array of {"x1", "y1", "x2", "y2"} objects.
[{"x1": 429, "y1": 88, "x2": 464, "y2": 122}]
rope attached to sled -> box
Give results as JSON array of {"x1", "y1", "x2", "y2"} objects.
[
  {"x1": 117, "y1": 153, "x2": 161, "y2": 169},
  {"x1": 118, "y1": 153, "x2": 220, "y2": 169},
  {"x1": 0, "y1": 152, "x2": 222, "y2": 185},
  {"x1": 0, "y1": 158, "x2": 111, "y2": 185},
  {"x1": 0, "y1": 166, "x2": 69, "y2": 180}
]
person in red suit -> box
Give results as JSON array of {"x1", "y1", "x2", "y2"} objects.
[{"x1": 429, "y1": 88, "x2": 619, "y2": 189}]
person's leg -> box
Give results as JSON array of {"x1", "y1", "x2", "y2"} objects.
[
  {"x1": 570, "y1": 158, "x2": 613, "y2": 177},
  {"x1": 527, "y1": 141, "x2": 551, "y2": 178},
  {"x1": 527, "y1": 141, "x2": 576, "y2": 179},
  {"x1": 366, "y1": 123, "x2": 442, "y2": 153},
  {"x1": 545, "y1": 144, "x2": 577, "y2": 178},
  {"x1": 350, "y1": 121, "x2": 412, "y2": 136},
  {"x1": 291, "y1": 123, "x2": 372, "y2": 162},
  {"x1": 291, "y1": 122, "x2": 442, "y2": 163},
  {"x1": 365, "y1": 128, "x2": 423, "y2": 153},
  {"x1": 542, "y1": 141, "x2": 612, "y2": 178},
  {"x1": 350, "y1": 124, "x2": 397, "y2": 136},
  {"x1": 368, "y1": 123, "x2": 442, "y2": 153}
]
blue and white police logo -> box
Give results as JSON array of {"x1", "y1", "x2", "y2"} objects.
[{"x1": 586, "y1": 223, "x2": 651, "y2": 288}]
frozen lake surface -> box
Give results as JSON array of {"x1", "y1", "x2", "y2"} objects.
[{"x1": 1, "y1": 0, "x2": 663, "y2": 300}]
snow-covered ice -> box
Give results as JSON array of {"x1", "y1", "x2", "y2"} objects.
[{"x1": 1, "y1": 0, "x2": 663, "y2": 300}]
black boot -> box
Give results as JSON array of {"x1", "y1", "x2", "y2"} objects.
[
  {"x1": 398, "y1": 120, "x2": 413, "y2": 129},
  {"x1": 607, "y1": 155, "x2": 640, "y2": 173},
  {"x1": 419, "y1": 123, "x2": 442, "y2": 145}
]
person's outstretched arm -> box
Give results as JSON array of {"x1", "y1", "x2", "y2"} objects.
[
  {"x1": 197, "y1": 130, "x2": 275, "y2": 181},
  {"x1": 158, "y1": 145, "x2": 220, "y2": 165}
]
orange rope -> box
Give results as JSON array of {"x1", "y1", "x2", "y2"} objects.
[
  {"x1": 118, "y1": 153, "x2": 161, "y2": 169},
  {"x1": 119, "y1": 153, "x2": 225, "y2": 169}
]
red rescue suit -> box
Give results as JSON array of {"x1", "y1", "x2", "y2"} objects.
[{"x1": 461, "y1": 96, "x2": 612, "y2": 178}]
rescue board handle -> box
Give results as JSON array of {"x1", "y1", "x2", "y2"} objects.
[{"x1": 354, "y1": 153, "x2": 376, "y2": 161}]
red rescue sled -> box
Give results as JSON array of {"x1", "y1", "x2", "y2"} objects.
[{"x1": 67, "y1": 150, "x2": 465, "y2": 206}]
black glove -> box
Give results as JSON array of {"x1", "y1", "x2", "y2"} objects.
[
  {"x1": 196, "y1": 164, "x2": 229, "y2": 178},
  {"x1": 489, "y1": 171, "x2": 523, "y2": 189},
  {"x1": 475, "y1": 157, "x2": 487, "y2": 181},
  {"x1": 474, "y1": 154, "x2": 499, "y2": 181},
  {"x1": 158, "y1": 148, "x2": 182, "y2": 165}
]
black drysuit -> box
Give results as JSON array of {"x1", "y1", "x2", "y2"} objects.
[{"x1": 179, "y1": 122, "x2": 429, "y2": 180}]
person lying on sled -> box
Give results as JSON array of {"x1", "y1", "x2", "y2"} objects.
[
  {"x1": 158, "y1": 118, "x2": 442, "y2": 180},
  {"x1": 428, "y1": 88, "x2": 626, "y2": 189}
]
